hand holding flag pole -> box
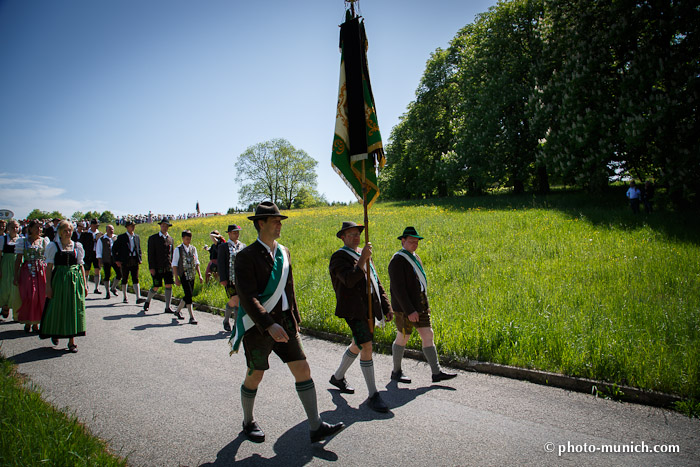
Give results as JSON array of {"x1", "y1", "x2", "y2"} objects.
[{"x1": 332, "y1": 0, "x2": 385, "y2": 332}]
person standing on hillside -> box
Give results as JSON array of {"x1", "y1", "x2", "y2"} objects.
[
  {"x1": 171, "y1": 229, "x2": 202, "y2": 324},
  {"x1": 96, "y1": 224, "x2": 121, "y2": 299},
  {"x1": 218, "y1": 224, "x2": 245, "y2": 332},
  {"x1": 230, "y1": 201, "x2": 344, "y2": 444},
  {"x1": 388, "y1": 227, "x2": 456, "y2": 385},
  {"x1": 113, "y1": 220, "x2": 143, "y2": 304},
  {"x1": 626, "y1": 181, "x2": 641, "y2": 214},
  {"x1": 328, "y1": 221, "x2": 394, "y2": 413},
  {"x1": 144, "y1": 218, "x2": 174, "y2": 312}
]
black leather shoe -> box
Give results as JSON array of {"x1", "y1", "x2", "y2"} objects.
[
  {"x1": 174, "y1": 310, "x2": 185, "y2": 320},
  {"x1": 242, "y1": 421, "x2": 265, "y2": 443},
  {"x1": 143, "y1": 302, "x2": 149, "y2": 311},
  {"x1": 390, "y1": 370, "x2": 411, "y2": 384},
  {"x1": 367, "y1": 392, "x2": 389, "y2": 413},
  {"x1": 432, "y1": 370, "x2": 457, "y2": 383},
  {"x1": 223, "y1": 320, "x2": 231, "y2": 332},
  {"x1": 310, "y1": 421, "x2": 345, "y2": 443},
  {"x1": 329, "y1": 375, "x2": 355, "y2": 394},
  {"x1": 105, "y1": 292, "x2": 111, "y2": 299},
  {"x1": 163, "y1": 307, "x2": 174, "y2": 314},
  {"x1": 189, "y1": 317, "x2": 197, "y2": 325}
]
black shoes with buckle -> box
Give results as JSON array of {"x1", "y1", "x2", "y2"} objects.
[
  {"x1": 390, "y1": 370, "x2": 411, "y2": 384},
  {"x1": 329, "y1": 375, "x2": 355, "y2": 394},
  {"x1": 310, "y1": 421, "x2": 345, "y2": 443},
  {"x1": 242, "y1": 421, "x2": 265, "y2": 443}
]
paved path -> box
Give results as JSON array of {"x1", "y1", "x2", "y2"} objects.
[{"x1": 1, "y1": 293, "x2": 698, "y2": 466}]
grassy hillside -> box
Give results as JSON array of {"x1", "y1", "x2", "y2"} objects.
[{"x1": 112, "y1": 189, "x2": 700, "y2": 399}]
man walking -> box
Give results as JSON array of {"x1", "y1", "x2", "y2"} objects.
[
  {"x1": 96, "y1": 224, "x2": 121, "y2": 299},
  {"x1": 113, "y1": 220, "x2": 143, "y2": 304},
  {"x1": 230, "y1": 201, "x2": 344, "y2": 444},
  {"x1": 388, "y1": 227, "x2": 456, "y2": 384},
  {"x1": 144, "y1": 218, "x2": 174, "y2": 312},
  {"x1": 218, "y1": 224, "x2": 245, "y2": 332},
  {"x1": 328, "y1": 221, "x2": 393, "y2": 413},
  {"x1": 81, "y1": 219, "x2": 101, "y2": 293}
]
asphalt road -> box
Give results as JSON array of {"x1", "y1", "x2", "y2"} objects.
[{"x1": 1, "y1": 292, "x2": 698, "y2": 466}]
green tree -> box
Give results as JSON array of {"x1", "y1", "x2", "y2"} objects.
[
  {"x1": 291, "y1": 187, "x2": 328, "y2": 209},
  {"x1": 235, "y1": 138, "x2": 318, "y2": 210},
  {"x1": 72, "y1": 211, "x2": 84, "y2": 221},
  {"x1": 83, "y1": 211, "x2": 101, "y2": 221},
  {"x1": 99, "y1": 211, "x2": 115, "y2": 224},
  {"x1": 26, "y1": 209, "x2": 49, "y2": 220}
]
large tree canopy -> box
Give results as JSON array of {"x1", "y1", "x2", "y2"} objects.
[
  {"x1": 381, "y1": 0, "x2": 699, "y2": 205},
  {"x1": 235, "y1": 138, "x2": 318, "y2": 210}
]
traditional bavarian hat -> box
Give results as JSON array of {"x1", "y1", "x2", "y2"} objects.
[
  {"x1": 227, "y1": 225, "x2": 241, "y2": 232},
  {"x1": 158, "y1": 217, "x2": 173, "y2": 226},
  {"x1": 336, "y1": 221, "x2": 365, "y2": 239},
  {"x1": 397, "y1": 226, "x2": 424, "y2": 240},
  {"x1": 247, "y1": 201, "x2": 288, "y2": 221}
]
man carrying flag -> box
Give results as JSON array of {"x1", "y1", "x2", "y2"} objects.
[
  {"x1": 329, "y1": 221, "x2": 393, "y2": 413},
  {"x1": 230, "y1": 201, "x2": 344, "y2": 444}
]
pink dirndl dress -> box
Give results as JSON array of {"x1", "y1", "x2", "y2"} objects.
[{"x1": 16, "y1": 237, "x2": 49, "y2": 325}]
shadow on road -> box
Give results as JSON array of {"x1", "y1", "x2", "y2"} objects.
[
  {"x1": 8, "y1": 346, "x2": 67, "y2": 364},
  {"x1": 0, "y1": 328, "x2": 36, "y2": 341},
  {"x1": 103, "y1": 311, "x2": 158, "y2": 321},
  {"x1": 201, "y1": 411, "x2": 341, "y2": 466},
  {"x1": 174, "y1": 331, "x2": 230, "y2": 344},
  {"x1": 132, "y1": 319, "x2": 181, "y2": 331}
]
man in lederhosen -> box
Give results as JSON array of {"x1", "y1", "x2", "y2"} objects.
[
  {"x1": 328, "y1": 221, "x2": 394, "y2": 413},
  {"x1": 113, "y1": 220, "x2": 143, "y2": 304},
  {"x1": 230, "y1": 201, "x2": 344, "y2": 444},
  {"x1": 144, "y1": 218, "x2": 174, "y2": 312},
  {"x1": 96, "y1": 224, "x2": 121, "y2": 299},
  {"x1": 218, "y1": 224, "x2": 245, "y2": 332},
  {"x1": 81, "y1": 219, "x2": 101, "y2": 294},
  {"x1": 388, "y1": 226, "x2": 456, "y2": 384}
]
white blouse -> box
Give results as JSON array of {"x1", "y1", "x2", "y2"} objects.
[
  {"x1": 14, "y1": 236, "x2": 50, "y2": 254},
  {"x1": 45, "y1": 241, "x2": 85, "y2": 265}
]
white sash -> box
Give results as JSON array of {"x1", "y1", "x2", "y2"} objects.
[
  {"x1": 394, "y1": 250, "x2": 427, "y2": 293},
  {"x1": 340, "y1": 247, "x2": 384, "y2": 326}
]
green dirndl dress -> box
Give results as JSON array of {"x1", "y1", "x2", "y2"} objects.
[
  {"x1": 39, "y1": 242, "x2": 86, "y2": 339},
  {"x1": 0, "y1": 235, "x2": 22, "y2": 317}
]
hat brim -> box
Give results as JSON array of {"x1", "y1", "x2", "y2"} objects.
[
  {"x1": 337, "y1": 225, "x2": 365, "y2": 238},
  {"x1": 398, "y1": 234, "x2": 424, "y2": 240},
  {"x1": 247, "y1": 214, "x2": 288, "y2": 221}
]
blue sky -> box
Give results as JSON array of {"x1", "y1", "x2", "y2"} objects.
[{"x1": 0, "y1": 0, "x2": 497, "y2": 219}]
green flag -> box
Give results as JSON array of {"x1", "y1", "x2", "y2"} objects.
[{"x1": 331, "y1": 13, "x2": 385, "y2": 208}]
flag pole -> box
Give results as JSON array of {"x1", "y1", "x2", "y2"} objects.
[{"x1": 362, "y1": 159, "x2": 374, "y2": 333}]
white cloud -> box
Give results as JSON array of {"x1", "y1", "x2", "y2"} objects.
[{"x1": 0, "y1": 173, "x2": 108, "y2": 219}]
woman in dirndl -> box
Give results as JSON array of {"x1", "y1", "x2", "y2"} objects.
[
  {"x1": 14, "y1": 219, "x2": 50, "y2": 333},
  {"x1": 0, "y1": 219, "x2": 22, "y2": 321},
  {"x1": 39, "y1": 220, "x2": 88, "y2": 353}
]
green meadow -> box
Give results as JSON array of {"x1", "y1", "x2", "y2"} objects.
[{"x1": 113, "y1": 189, "x2": 700, "y2": 399}]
